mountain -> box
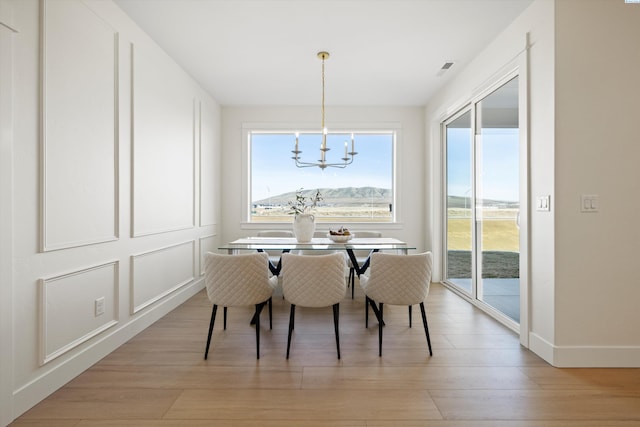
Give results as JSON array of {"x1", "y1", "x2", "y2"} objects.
[
  {"x1": 447, "y1": 195, "x2": 519, "y2": 209},
  {"x1": 253, "y1": 187, "x2": 392, "y2": 206}
]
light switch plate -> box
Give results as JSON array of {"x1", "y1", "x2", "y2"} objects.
[
  {"x1": 581, "y1": 195, "x2": 599, "y2": 213},
  {"x1": 536, "y1": 195, "x2": 550, "y2": 211}
]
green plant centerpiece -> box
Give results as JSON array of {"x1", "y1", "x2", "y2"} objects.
[
  {"x1": 289, "y1": 188, "x2": 322, "y2": 242},
  {"x1": 288, "y1": 188, "x2": 323, "y2": 215}
]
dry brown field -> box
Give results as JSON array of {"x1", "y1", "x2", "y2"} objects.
[
  {"x1": 252, "y1": 206, "x2": 393, "y2": 223},
  {"x1": 252, "y1": 207, "x2": 520, "y2": 252}
]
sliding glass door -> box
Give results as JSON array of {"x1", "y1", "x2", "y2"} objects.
[
  {"x1": 445, "y1": 110, "x2": 473, "y2": 295},
  {"x1": 444, "y1": 76, "x2": 520, "y2": 324}
]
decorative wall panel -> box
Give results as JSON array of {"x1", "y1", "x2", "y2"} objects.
[
  {"x1": 132, "y1": 45, "x2": 195, "y2": 236},
  {"x1": 40, "y1": 261, "x2": 119, "y2": 365},
  {"x1": 131, "y1": 241, "x2": 195, "y2": 314},
  {"x1": 199, "y1": 234, "x2": 216, "y2": 276},
  {"x1": 199, "y1": 100, "x2": 217, "y2": 226},
  {"x1": 41, "y1": 0, "x2": 118, "y2": 251}
]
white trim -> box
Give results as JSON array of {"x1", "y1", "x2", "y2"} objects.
[
  {"x1": 0, "y1": 1, "x2": 16, "y2": 422},
  {"x1": 518, "y1": 32, "x2": 531, "y2": 348},
  {"x1": 529, "y1": 332, "x2": 640, "y2": 367},
  {"x1": 241, "y1": 122, "x2": 401, "y2": 226}
]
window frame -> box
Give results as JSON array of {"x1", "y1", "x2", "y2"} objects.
[{"x1": 240, "y1": 122, "x2": 401, "y2": 230}]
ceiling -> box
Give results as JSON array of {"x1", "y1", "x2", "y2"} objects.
[{"x1": 114, "y1": 0, "x2": 533, "y2": 107}]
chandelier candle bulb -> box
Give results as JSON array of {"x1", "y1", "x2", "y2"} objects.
[{"x1": 344, "y1": 141, "x2": 348, "y2": 158}]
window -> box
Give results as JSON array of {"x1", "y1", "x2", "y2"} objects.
[{"x1": 248, "y1": 130, "x2": 395, "y2": 223}]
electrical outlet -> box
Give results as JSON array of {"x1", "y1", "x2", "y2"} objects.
[{"x1": 95, "y1": 297, "x2": 105, "y2": 316}]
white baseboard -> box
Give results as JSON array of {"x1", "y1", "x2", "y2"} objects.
[{"x1": 529, "y1": 332, "x2": 640, "y2": 367}]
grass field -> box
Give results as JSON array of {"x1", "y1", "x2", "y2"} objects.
[{"x1": 447, "y1": 208, "x2": 519, "y2": 252}]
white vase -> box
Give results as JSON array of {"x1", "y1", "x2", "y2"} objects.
[{"x1": 293, "y1": 213, "x2": 315, "y2": 242}]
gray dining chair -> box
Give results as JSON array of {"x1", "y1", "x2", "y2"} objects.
[
  {"x1": 281, "y1": 252, "x2": 347, "y2": 359},
  {"x1": 359, "y1": 251, "x2": 433, "y2": 357},
  {"x1": 203, "y1": 251, "x2": 278, "y2": 360}
]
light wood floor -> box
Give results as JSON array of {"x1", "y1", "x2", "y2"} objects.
[{"x1": 12, "y1": 282, "x2": 640, "y2": 426}]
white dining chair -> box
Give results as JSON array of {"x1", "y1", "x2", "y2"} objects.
[
  {"x1": 203, "y1": 251, "x2": 278, "y2": 360},
  {"x1": 359, "y1": 251, "x2": 433, "y2": 357},
  {"x1": 346, "y1": 230, "x2": 382, "y2": 299},
  {"x1": 256, "y1": 230, "x2": 294, "y2": 275},
  {"x1": 281, "y1": 252, "x2": 347, "y2": 359}
]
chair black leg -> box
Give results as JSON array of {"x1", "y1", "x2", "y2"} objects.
[
  {"x1": 408, "y1": 305, "x2": 412, "y2": 328},
  {"x1": 351, "y1": 270, "x2": 356, "y2": 299},
  {"x1": 333, "y1": 303, "x2": 341, "y2": 359},
  {"x1": 365, "y1": 296, "x2": 369, "y2": 328},
  {"x1": 268, "y1": 297, "x2": 273, "y2": 330},
  {"x1": 204, "y1": 304, "x2": 218, "y2": 360},
  {"x1": 420, "y1": 302, "x2": 433, "y2": 356},
  {"x1": 223, "y1": 306, "x2": 227, "y2": 330},
  {"x1": 254, "y1": 302, "x2": 265, "y2": 359},
  {"x1": 367, "y1": 297, "x2": 383, "y2": 325},
  {"x1": 286, "y1": 304, "x2": 296, "y2": 359},
  {"x1": 378, "y1": 303, "x2": 384, "y2": 357}
]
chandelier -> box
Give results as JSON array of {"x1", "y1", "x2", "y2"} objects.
[{"x1": 292, "y1": 51, "x2": 357, "y2": 169}]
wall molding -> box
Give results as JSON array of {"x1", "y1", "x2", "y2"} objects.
[
  {"x1": 198, "y1": 234, "x2": 216, "y2": 276},
  {"x1": 130, "y1": 240, "x2": 195, "y2": 314},
  {"x1": 130, "y1": 43, "x2": 198, "y2": 237},
  {"x1": 39, "y1": 261, "x2": 119, "y2": 365},
  {"x1": 40, "y1": 0, "x2": 119, "y2": 252}
]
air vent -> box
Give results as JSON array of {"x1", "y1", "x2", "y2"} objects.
[{"x1": 436, "y1": 61, "x2": 455, "y2": 77}]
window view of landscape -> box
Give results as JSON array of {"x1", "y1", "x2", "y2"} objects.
[
  {"x1": 250, "y1": 132, "x2": 394, "y2": 223},
  {"x1": 445, "y1": 76, "x2": 520, "y2": 323}
]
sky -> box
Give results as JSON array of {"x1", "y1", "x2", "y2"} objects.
[
  {"x1": 251, "y1": 132, "x2": 393, "y2": 201},
  {"x1": 251, "y1": 128, "x2": 519, "y2": 203},
  {"x1": 447, "y1": 127, "x2": 519, "y2": 202}
]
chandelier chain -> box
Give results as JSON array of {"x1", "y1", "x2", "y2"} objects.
[{"x1": 321, "y1": 55, "x2": 325, "y2": 131}]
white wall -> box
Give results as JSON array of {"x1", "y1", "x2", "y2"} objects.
[
  {"x1": 426, "y1": 0, "x2": 640, "y2": 367},
  {"x1": 2, "y1": 0, "x2": 221, "y2": 422},
  {"x1": 220, "y1": 106, "x2": 427, "y2": 251},
  {"x1": 553, "y1": 0, "x2": 640, "y2": 366}
]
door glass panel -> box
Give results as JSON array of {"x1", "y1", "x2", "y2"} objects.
[
  {"x1": 476, "y1": 76, "x2": 520, "y2": 322},
  {"x1": 445, "y1": 110, "x2": 473, "y2": 295}
]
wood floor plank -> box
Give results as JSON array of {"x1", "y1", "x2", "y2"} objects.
[
  {"x1": 301, "y1": 366, "x2": 540, "y2": 390},
  {"x1": 429, "y1": 389, "x2": 640, "y2": 420},
  {"x1": 16, "y1": 389, "x2": 182, "y2": 420},
  {"x1": 164, "y1": 389, "x2": 442, "y2": 421}
]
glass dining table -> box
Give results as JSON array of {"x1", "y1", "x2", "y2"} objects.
[{"x1": 219, "y1": 237, "x2": 416, "y2": 278}]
